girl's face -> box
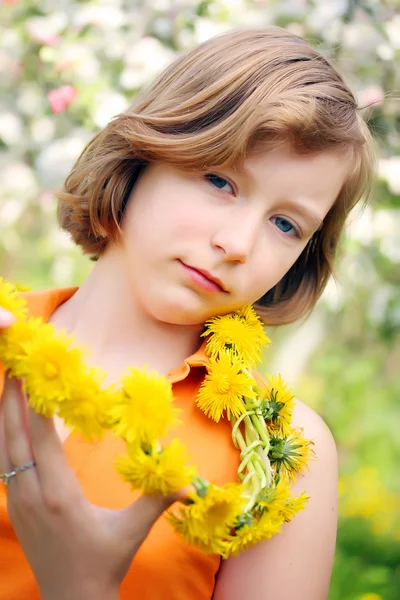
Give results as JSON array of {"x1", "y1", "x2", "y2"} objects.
[{"x1": 118, "y1": 142, "x2": 349, "y2": 325}]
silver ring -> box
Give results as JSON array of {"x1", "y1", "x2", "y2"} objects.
[{"x1": 0, "y1": 460, "x2": 36, "y2": 486}]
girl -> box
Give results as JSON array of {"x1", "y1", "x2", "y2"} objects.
[{"x1": 0, "y1": 26, "x2": 373, "y2": 600}]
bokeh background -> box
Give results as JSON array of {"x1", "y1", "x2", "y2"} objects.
[{"x1": 0, "y1": 1, "x2": 399, "y2": 598}]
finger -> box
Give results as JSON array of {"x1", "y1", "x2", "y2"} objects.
[
  {"x1": 0, "y1": 395, "x2": 12, "y2": 476},
  {"x1": 0, "y1": 307, "x2": 15, "y2": 328},
  {"x1": 28, "y1": 407, "x2": 79, "y2": 498},
  {"x1": 117, "y1": 491, "x2": 183, "y2": 548},
  {"x1": 3, "y1": 377, "x2": 39, "y2": 493}
]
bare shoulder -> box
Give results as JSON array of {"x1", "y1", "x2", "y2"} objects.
[
  {"x1": 292, "y1": 397, "x2": 335, "y2": 441},
  {"x1": 213, "y1": 400, "x2": 338, "y2": 600},
  {"x1": 292, "y1": 398, "x2": 338, "y2": 473},
  {"x1": 283, "y1": 397, "x2": 338, "y2": 511}
]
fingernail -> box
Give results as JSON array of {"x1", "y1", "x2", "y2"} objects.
[{"x1": 0, "y1": 308, "x2": 15, "y2": 326}]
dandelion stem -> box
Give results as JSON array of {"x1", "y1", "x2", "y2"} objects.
[
  {"x1": 231, "y1": 410, "x2": 254, "y2": 447},
  {"x1": 250, "y1": 413, "x2": 270, "y2": 452}
]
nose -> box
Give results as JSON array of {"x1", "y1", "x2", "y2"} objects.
[{"x1": 211, "y1": 209, "x2": 262, "y2": 263}]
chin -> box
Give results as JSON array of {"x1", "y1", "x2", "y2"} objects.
[
  {"x1": 152, "y1": 304, "x2": 209, "y2": 326},
  {"x1": 149, "y1": 296, "x2": 242, "y2": 326}
]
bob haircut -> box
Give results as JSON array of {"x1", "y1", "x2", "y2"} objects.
[{"x1": 58, "y1": 26, "x2": 374, "y2": 325}]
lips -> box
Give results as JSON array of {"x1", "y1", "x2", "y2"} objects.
[
  {"x1": 179, "y1": 261, "x2": 228, "y2": 293},
  {"x1": 191, "y1": 266, "x2": 227, "y2": 292}
]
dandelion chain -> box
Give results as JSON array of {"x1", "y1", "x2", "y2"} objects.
[{"x1": 0, "y1": 278, "x2": 314, "y2": 557}]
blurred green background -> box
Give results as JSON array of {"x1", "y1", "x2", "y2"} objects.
[{"x1": 0, "y1": 1, "x2": 399, "y2": 598}]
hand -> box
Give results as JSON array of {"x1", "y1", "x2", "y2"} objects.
[{"x1": 0, "y1": 308, "x2": 181, "y2": 600}]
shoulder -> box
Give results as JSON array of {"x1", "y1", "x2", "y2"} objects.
[
  {"x1": 293, "y1": 398, "x2": 338, "y2": 474},
  {"x1": 213, "y1": 399, "x2": 338, "y2": 600},
  {"x1": 283, "y1": 397, "x2": 338, "y2": 522}
]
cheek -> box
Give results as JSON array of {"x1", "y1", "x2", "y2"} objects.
[
  {"x1": 128, "y1": 188, "x2": 214, "y2": 243},
  {"x1": 153, "y1": 198, "x2": 216, "y2": 243},
  {"x1": 246, "y1": 243, "x2": 305, "y2": 300}
]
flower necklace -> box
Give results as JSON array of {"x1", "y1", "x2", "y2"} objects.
[{"x1": 0, "y1": 278, "x2": 313, "y2": 558}]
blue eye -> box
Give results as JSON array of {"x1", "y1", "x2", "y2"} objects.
[
  {"x1": 206, "y1": 174, "x2": 234, "y2": 193},
  {"x1": 272, "y1": 216, "x2": 299, "y2": 237}
]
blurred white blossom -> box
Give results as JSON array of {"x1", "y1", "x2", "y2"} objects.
[
  {"x1": 379, "y1": 157, "x2": 400, "y2": 195},
  {"x1": 0, "y1": 198, "x2": 26, "y2": 227},
  {"x1": 321, "y1": 277, "x2": 345, "y2": 311},
  {"x1": 306, "y1": 0, "x2": 347, "y2": 31},
  {"x1": 51, "y1": 255, "x2": 76, "y2": 285},
  {"x1": 1, "y1": 29, "x2": 23, "y2": 56},
  {"x1": 376, "y1": 43, "x2": 395, "y2": 61},
  {"x1": 0, "y1": 160, "x2": 38, "y2": 197},
  {"x1": 35, "y1": 132, "x2": 91, "y2": 186},
  {"x1": 346, "y1": 206, "x2": 374, "y2": 245},
  {"x1": 357, "y1": 85, "x2": 385, "y2": 108},
  {"x1": 386, "y1": 14, "x2": 400, "y2": 49},
  {"x1": 17, "y1": 83, "x2": 47, "y2": 116},
  {"x1": 194, "y1": 17, "x2": 231, "y2": 44},
  {"x1": 374, "y1": 209, "x2": 400, "y2": 263},
  {"x1": 30, "y1": 117, "x2": 56, "y2": 145},
  {"x1": 73, "y1": 4, "x2": 125, "y2": 30},
  {"x1": 368, "y1": 284, "x2": 395, "y2": 324},
  {"x1": 0, "y1": 112, "x2": 23, "y2": 146},
  {"x1": 50, "y1": 229, "x2": 77, "y2": 251},
  {"x1": 121, "y1": 37, "x2": 175, "y2": 90},
  {"x1": 343, "y1": 22, "x2": 381, "y2": 52},
  {"x1": 25, "y1": 13, "x2": 68, "y2": 46},
  {"x1": 92, "y1": 91, "x2": 129, "y2": 127}
]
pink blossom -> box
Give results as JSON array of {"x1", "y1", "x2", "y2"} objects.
[
  {"x1": 36, "y1": 32, "x2": 60, "y2": 46},
  {"x1": 358, "y1": 85, "x2": 385, "y2": 109},
  {"x1": 48, "y1": 85, "x2": 77, "y2": 114}
]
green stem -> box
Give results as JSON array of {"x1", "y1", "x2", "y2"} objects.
[
  {"x1": 251, "y1": 413, "x2": 270, "y2": 452},
  {"x1": 241, "y1": 439, "x2": 263, "y2": 456},
  {"x1": 251, "y1": 454, "x2": 267, "y2": 488},
  {"x1": 244, "y1": 414, "x2": 257, "y2": 446},
  {"x1": 256, "y1": 447, "x2": 272, "y2": 486},
  {"x1": 232, "y1": 418, "x2": 247, "y2": 452},
  {"x1": 232, "y1": 387, "x2": 275, "y2": 510},
  {"x1": 231, "y1": 411, "x2": 254, "y2": 447},
  {"x1": 244, "y1": 466, "x2": 261, "y2": 512},
  {"x1": 238, "y1": 452, "x2": 256, "y2": 474}
]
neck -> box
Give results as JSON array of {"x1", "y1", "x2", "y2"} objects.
[{"x1": 50, "y1": 249, "x2": 204, "y2": 379}]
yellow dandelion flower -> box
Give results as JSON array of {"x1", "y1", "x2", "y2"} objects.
[
  {"x1": 269, "y1": 428, "x2": 314, "y2": 480},
  {"x1": 202, "y1": 310, "x2": 269, "y2": 366},
  {"x1": 117, "y1": 439, "x2": 197, "y2": 495},
  {"x1": 222, "y1": 521, "x2": 258, "y2": 557},
  {"x1": 280, "y1": 491, "x2": 309, "y2": 522},
  {"x1": 168, "y1": 511, "x2": 227, "y2": 555},
  {"x1": 262, "y1": 373, "x2": 295, "y2": 437},
  {"x1": 170, "y1": 482, "x2": 245, "y2": 549},
  {"x1": 254, "y1": 478, "x2": 292, "y2": 514},
  {"x1": 19, "y1": 325, "x2": 85, "y2": 417},
  {"x1": 223, "y1": 512, "x2": 283, "y2": 557},
  {"x1": 13, "y1": 283, "x2": 31, "y2": 292},
  {"x1": 235, "y1": 305, "x2": 270, "y2": 338},
  {"x1": 0, "y1": 317, "x2": 43, "y2": 373},
  {"x1": 108, "y1": 366, "x2": 178, "y2": 445},
  {"x1": 57, "y1": 367, "x2": 112, "y2": 441},
  {"x1": 196, "y1": 350, "x2": 256, "y2": 422},
  {"x1": 255, "y1": 479, "x2": 308, "y2": 522},
  {"x1": 0, "y1": 278, "x2": 27, "y2": 321}
]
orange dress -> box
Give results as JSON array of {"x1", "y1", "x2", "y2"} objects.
[{"x1": 0, "y1": 288, "x2": 241, "y2": 600}]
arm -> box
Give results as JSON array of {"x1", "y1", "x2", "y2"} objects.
[
  {"x1": 0, "y1": 309, "x2": 177, "y2": 600},
  {"x1": 213, "y1": 401, "x2": 338, "y2": 600}
]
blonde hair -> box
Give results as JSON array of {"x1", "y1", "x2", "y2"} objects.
[{"x1": 58, "y1": 26, "x2": 374, "y2": 325}]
